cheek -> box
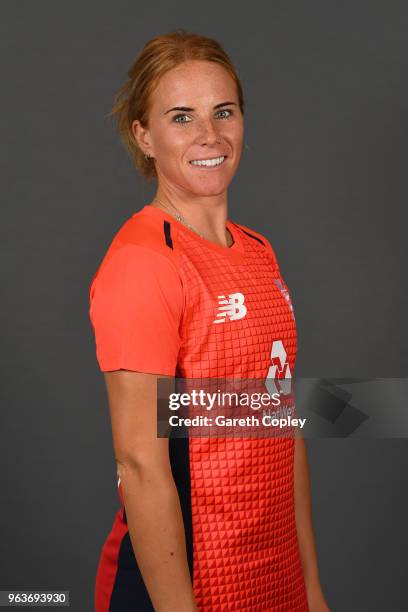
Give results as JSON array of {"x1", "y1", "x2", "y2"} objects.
[
  {"x1": 156, "y1": 130, "x2": 191, "y2": 161},
  {"x1": 220, "y1": 121, "x2": 244, "y2": 148},
  {"x1": 231, "y1": 122, "x2": 244, "y2": 144}
]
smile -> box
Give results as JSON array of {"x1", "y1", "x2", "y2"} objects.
[{"x1": 189, "y1": 155, "x2": 226, "y2": 168}]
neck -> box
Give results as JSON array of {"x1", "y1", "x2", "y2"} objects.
[{"x1": 152, "y1": 187, "x2": 231, "y2": 247}]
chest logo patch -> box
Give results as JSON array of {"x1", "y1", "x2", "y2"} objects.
[
  {"x1": 267, "y1": 339, "x2": 292, "y2": 379},
  {"x1": 213, "y1": 292, "x2": 247, "y2": 324}
]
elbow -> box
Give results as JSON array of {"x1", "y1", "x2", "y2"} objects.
[
  {"x1": 115, "y1": 452, "x2": 172, "y2": 485},
  {"x1": 116, "y1": 453, "x2": 147, "y2": 479}
]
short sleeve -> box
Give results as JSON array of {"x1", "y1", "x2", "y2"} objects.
[{"x1": 89, "y1": 244, "x2": 184, "y2": 375}]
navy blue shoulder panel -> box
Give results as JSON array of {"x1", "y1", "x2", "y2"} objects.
[
  {"x1": 163, "y1": 220, "x2": 173, "y2": 249},
  {"x1": 238, "y1": 226, "x2": 265, "y2": 246}
]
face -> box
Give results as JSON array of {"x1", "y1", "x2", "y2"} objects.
[{"x1": 132, "y1": 60, "x2": 244, "y2": 197}]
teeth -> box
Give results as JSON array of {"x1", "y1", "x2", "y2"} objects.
[{"x1": 190, "y1": 156, "x2": 225, "y2": 167}]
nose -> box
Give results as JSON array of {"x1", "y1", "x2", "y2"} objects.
[{"x1": 197, "y1": 117, "x2": 221, "y2": 146}]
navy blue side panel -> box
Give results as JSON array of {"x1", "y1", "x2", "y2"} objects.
[
  {"x1": 109, "y1": 531, "x2": 154, "y2": 611},
  {"x1": 168, "y1": 432, "x2": 193, "y2": 581},
  {"x1": 109, "y1": 431, "x2": 192, "y2": 610}
]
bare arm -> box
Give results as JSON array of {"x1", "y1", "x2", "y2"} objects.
[
  {"x1": 294, "y1": 436, "x2": 330, "y2": 611},
  {"x1": 104, "y1": 369, "x2": 197, "y2": 612}
]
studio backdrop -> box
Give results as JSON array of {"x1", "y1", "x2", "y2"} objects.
[{"x1": 1, "y1": 1, "x2": 407, "y2": 611}]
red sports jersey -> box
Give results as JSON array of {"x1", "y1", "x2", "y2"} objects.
[{"x1": 89, "y1": 204, "x2": 309, "y2": 611}]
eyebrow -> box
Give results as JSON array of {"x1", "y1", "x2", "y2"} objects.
[{"x1": 163, "y1": 101, "x2": 237, "y2": 115}]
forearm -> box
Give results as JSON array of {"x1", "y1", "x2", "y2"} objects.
[
  {"x1": 294, "y1": 437, "x2": 321, "y2": 589},
  {"x1": 119, "y1": 461, "x2": 197, "y2": 612}
]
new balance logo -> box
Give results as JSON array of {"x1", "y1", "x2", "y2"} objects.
[{"x1": 213, "y1": 292, "x2": 247, "y2": 324}]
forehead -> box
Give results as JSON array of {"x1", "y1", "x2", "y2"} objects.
[{"x1": 151, "y1": 60, "x2": 237, "y2": 107}]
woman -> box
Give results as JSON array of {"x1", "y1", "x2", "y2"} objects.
[{"x1": 89, "y1": 29, "x2": 330, "y2": 612}]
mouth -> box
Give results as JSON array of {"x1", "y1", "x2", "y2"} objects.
[{"x1": 189, "y1": 155, "x2": 227, "y2": 169}]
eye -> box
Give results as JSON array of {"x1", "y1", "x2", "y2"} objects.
[
  {"x1": 172, "y1": 114, "x2": 192, "y2": 124},
  {"x1": 216, "y1": 108, "x2": 233, "y2": 119}
]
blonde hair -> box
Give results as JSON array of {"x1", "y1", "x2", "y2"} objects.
[{"x1": 107, "y1": 29, "x2": 245, "y2": 181}]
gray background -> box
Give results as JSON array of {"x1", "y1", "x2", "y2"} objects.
[{"x1": 1, "y1": 1, "x2": 407, "y2": 610}]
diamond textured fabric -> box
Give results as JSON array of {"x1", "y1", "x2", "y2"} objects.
[
  {"x1": 89, "y1": 205, "x2": 309, "y2": 611},
  {"x1": 173, "y1": 225, "x2": 309, "y2": 611}
]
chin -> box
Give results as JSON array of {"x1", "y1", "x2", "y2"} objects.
[
  {"x1": 186, "y1": 175, "x2": 233, "y2": 196},
  {"x1": 189, "y1": 184, "x2": 230, "y2": 197}
]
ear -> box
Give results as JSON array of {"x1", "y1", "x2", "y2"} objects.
[{"x1": 131, "y1": 119, "x2": 154, "y2": 158}]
